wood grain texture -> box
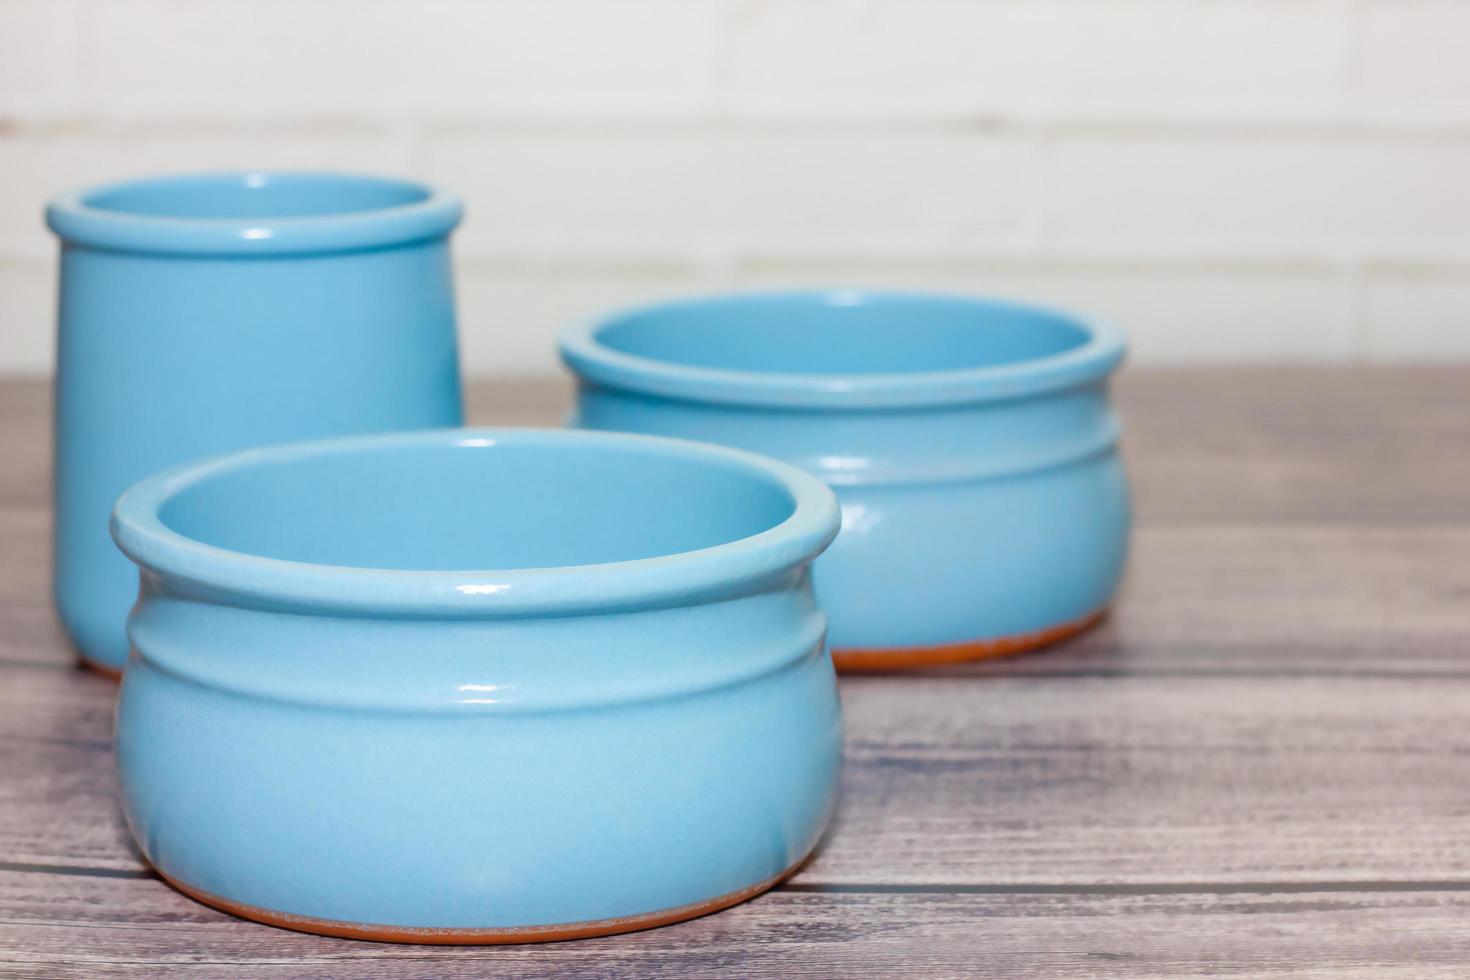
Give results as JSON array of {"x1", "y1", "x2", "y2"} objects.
[
  {"x1": 3, "y1": 870, "x2": 1469, "y2": 979},
  {"x1": 7, "y1": 367, "x2": 1470, "y2": 524},
  {"x1": 5, "y1": 650, "x2": 1469, "y2": 885},
  {"x1": 1113, "y1": 367, "x2": 1470, "y2": 524},
  {"x1": 0, "y1": 369, "x2": 1467, "y2": 977}
]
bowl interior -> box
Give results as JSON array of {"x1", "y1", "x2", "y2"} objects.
[
  {"x1": 595, "y1": 292, "x2": 1092, "y2": 376},
  {"x1": 157, "y1": 438, "x2": 796, "y2": 571},
  {"x1": 83, "y1": 173, "x2": 431, "y2": 220}
]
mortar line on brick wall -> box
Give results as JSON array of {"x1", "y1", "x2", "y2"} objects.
[
  {"x1": 0, "y1": 117, "x2": 401, "y2": 140},
  {"x1": 702, "y1": 252, "x2": 740, "y2": 291},
  {"x1": 418, "y1": 116, "x2": 1470, "y2": 141},
  {"x1": 9, "y1": 113, "x2": 1470, "y2": 139},
  {"x1": 1363, "y1": 257, "x2": 1470, "y2": 275},
  {"x1": 418, "y1": 116, "x2": 1021, "y2": 138},
  {"x1": 11, "y1": 245, "x2": 1470, "y2": 281},
  {"x1": 455, "y1": 252, "x2": 707, "y2": 279},
  {"x1": 0, "y1": 253, "x2": 53, "y2": 272},
  {"x1": 1037, "y1": 117, "x2": 1470, "y2": 141},
  {"x1": 728, "y1": 253, "x2": 1439, "y2": 278}
]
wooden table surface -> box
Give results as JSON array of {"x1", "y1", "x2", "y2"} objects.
[{"x1": 2, "y1": 369, "x2": 1468, "y2": 978}]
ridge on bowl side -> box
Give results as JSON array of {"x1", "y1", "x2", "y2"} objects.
[
  {"x1": 110, "y1": 427, "x2": 842, "y2": 943},
  {"x1": 560, "y1": 289, "x2": 1131, "y2": 670}
]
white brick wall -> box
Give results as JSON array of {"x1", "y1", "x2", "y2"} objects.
[
  {"x1": 738, "y1": 256, "x2": 1356, "y2": 364},
  {"x1": 1362, "y1": 267, "x2": 1470, "y2": 361},
  {"x1": 80, "y1": 0, "x2": 725, "y2": 119},
  {"x1": 1356, "y1": 1, "x2": 1470, "y2": 117},
  {"x1": 2, "y1": 0, "x2": 1468, "y2": 375},
  {"x1": 421, "y1": 128, "x2": 1033, "y2": 256},
  {"x1": 720, "y1": 1, "x2": 1350, "y2": 122},
  {"x1": 1046, "y1": 133, "x2": 1470, "y2": 258}
]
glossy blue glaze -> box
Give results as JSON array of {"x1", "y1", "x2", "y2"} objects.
[
  {"x1": 111, "y1": 428, "x2": 842, "y2": 935},
  {"x1": 560, "y1": 289, "x2": 1131, "y2": 655},
  {"x1": 47, "y1": 172, "x2": 465, "y2": 673}
]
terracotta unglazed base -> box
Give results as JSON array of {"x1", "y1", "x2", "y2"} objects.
[
  {"x1": 831, "y1": 608, "x2": 1106, "y2": 673},
  {"x1": 154, "y1": 857, "x2": 806, "y2": 945},
  {"x1": 78, "y1": 657, "x2": 123, "y2": 682}
]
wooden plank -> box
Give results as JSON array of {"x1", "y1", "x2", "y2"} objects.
[
  {"x1": 1051, "y1": 523, "x2": 1470, "y2": 678},
  {"x1": 9, "y1": 519, "x2": 1469, "y2": 676},
  {"x1": 0, "y1": 379, "x2": 48, "y2": 508},
  {"x1": 1, "y1": 369, "x2": 1467, "y2": 975},
  {"x1": 5, "y1": 521, "x2": 1470, "y2": 880},
  {"x1": 0, "y1": 506, "x2": 68, "y2": 668},
  {"x1": 4, "y1": 367, "x2": 1470, "y2": 526},
  {"x1": 0, "y1": 377, "x2": 575, "y2": 508},
  {"x1": 5, "y1": 645, "x2": 1469, "y2": 884},
  {"x1": 1114, "y1": 367, "x2": 1470, "y2": 524},
  {"x1": 478, "y1": 369, "x2": 1470, "y2": 525},
  {"x1": 1, "y1": 869, "x2": 1468, "y2": 979},
  {"x1": 0, "y1": 670, "x2": 133, "y2": 871},
  {"x1": 465, "y1": 375, "x2": 573, "y2": 428},
  {"x1": 818, "y1": 672, "x2": 1470, "y2": 885}
]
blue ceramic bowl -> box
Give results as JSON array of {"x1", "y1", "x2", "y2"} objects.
[
  {"x1": 560, "y1": 289, "x2": 1131, "y2": 670},
  {"x1": 47, "y1": 171, "x2": 465, "y2": 677},
  {"x1": 110, "y1": 428, "x2": 841, "y2": 943}
]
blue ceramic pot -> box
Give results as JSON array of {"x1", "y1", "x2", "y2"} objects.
[
  {"x1": 560, "y1": 289, "x2": 1130, "y2": 670},
  {"x1": 110, "y1": 428, "x2": 841, "y2": 943},
  {"x1": 46, "y1": 172, "x2": 465, "y2": 676}
]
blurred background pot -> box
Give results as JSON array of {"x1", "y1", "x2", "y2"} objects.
[
  {"x1": 110, "y1": 427, "x2": 841, "y2": 943},
  {"x1": 561, "y1": 289, "x2": 1130, "y2": 670},
  {"x1": 46, "y1": 171, "x2": 465, "y2": 676}
]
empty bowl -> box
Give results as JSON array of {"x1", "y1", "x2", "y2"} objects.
[
  {"x1": 110, "y1": 428, "x2": 841, "y2": 942},
  {"x1": 560, "y1": 289, "x2": 1130, "y2": 670}
]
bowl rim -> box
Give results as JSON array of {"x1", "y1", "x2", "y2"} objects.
[
  {"x1": 559, "y1": 288, "x2": 1127, "y2": 410},
  {"x1": 110, "y1": 427, "x2": 841, "y2": 617},
  {"x1": 45, "y1": 170, "x2": 463, "y2": 257}
]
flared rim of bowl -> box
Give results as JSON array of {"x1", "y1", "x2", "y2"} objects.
[
  {"x1": 559, "y1": 288, "x2": 1127, "y2": 410},
  {"x1": 45, "y1": 171, "x2": 463, "y2": 256},
  {"x1": 110, "y1": 428, "x2": 841, "y2": 618}
]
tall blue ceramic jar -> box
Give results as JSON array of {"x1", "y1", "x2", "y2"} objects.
[
  {"x1": 46, "y1": 172, "x2": 465, "y2": 676},
  {"x1": 110, "y1": 427, "x2": 842, "y2": 943},
  {"x1": 560, "y1": 289, "x2": 1131, "y2": 670}
]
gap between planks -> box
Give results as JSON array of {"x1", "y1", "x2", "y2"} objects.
[{"x1": 7, "y1": 862, "x2": 1470, "y2": 899}]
